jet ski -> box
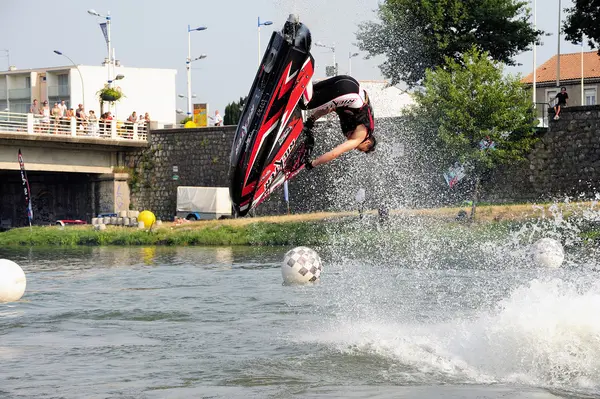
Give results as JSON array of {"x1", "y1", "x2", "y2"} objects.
[{"x1": 229, "y1": 14, "x2": 315, "y2": 217}]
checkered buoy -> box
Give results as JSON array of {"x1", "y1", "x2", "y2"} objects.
[{"x1": 282, "y1": 246, "x2": 323, "y2": 284}]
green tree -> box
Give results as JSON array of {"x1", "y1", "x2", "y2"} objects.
[
  {"x1": 356, "y1": 0, "x2": 542, "y2": 86},
  {"x1": 224, "y1": 96, "x2": 247, "y2": 126},
  {"x1": 564, "y1": 0, "x2": 600, "y2": 53},
  {"x1": 411, "y1": 48, "x2": 538, "y2": 218}
]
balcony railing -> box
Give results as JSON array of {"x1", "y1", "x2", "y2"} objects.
[
  {"x1": 47, "y1": 84, "x2": 70, "y2": 98},
  {"x1": 0, "y1": 111, "x2": 148, "y2": 141},
  {"x1": 8, "y1": 88, "x2": 30, "y2": 100}
]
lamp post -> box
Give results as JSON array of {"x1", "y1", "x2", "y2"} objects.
[
  {"x1": 532, "y1": 0, "x2": 536, "y2": 106},
  {"x1": 107, "y1": 74, "x2": 125, "y2": 85},
  {"x1": 556, "y1": 0, "x2": 561, "y2": 87},
  {"x1": 348, "y1": 52, "x2": 359, "y2": 75},
  {"x1": 87, "y1": 9, "x2": 113, "y2": 84},
  {"x1": 1, "y1": 49, "x2": 9, "y2": 111},
  {"x1": 187, "y1": 25, "x2": 207, "y2": 117},
  {"x1": 315, "y1": 41, "x2": 336, "y2": 76},
  {"x1": 54, "y1": 50, "x2": 85, "y2": 109},
  {"x1": 258, "y1": 17, "x2": 273, "y2": 67}
]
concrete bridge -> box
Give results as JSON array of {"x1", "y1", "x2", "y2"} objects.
[{"x1": 0, "y1": 111, "x2": 149, "y2": 228}]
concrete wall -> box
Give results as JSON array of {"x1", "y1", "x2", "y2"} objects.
[{"x1": 0, "y1": 171, "x2": 94, "y2": 227}]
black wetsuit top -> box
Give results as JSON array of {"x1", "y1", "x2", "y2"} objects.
[
  {"x1": 556, "y1": 92, "x2": 568, "y2": 106},
  {"x1": 305, "y1": 75, "x2": 374, "y2": 138}
]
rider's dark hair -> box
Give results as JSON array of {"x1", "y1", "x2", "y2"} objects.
[{"x1": 364, "y1": 136, "x2": 376, "y2": 153}]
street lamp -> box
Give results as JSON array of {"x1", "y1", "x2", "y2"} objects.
[
  {"x1": 178, "y1": 93, "x2": 197, "y2": 98},
  {"x1": 258, "y1": 17, "x2": 273, "y2": 66},
  {"x1": 348, "y1": 52, "x2": 359, "y2": 75},
  {"x1": 315, "y1": 41, "x2": 336, "y2": 76},
  {"x1": 54, "y1": 50, "x2": 85, "y2": 109},
  {"x1": 556, "y1": 0, "x2": 561, "y2": 87},
  {"x1": 1, "y1": 49, "x2": 9, "y2": 111},
  {"x1": 187, "y1": 24, "x2": 207, "y2": 116},
  {"x1": 87, "y1": 9, "x2": 113, "y2": 84},
  {"x1": 107, "y1": 74, "x2": 124, "y2": 84},
  {"x1": 532, "y1": 0, "x2": 537, "y2": 105}
]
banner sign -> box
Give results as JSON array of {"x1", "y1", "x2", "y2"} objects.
[
  {"x1": 444, "y1": 162, "x2": 467, "y2": 189},
  {"x1": 193, "y1": 103, "x2": 208, "y2": 127},
  {"x1": 18, "y1": 149, "x2": 33, "y2": 226},
  {"x1": 99, "y1": 22, "x2": 109, "y2": 49}
]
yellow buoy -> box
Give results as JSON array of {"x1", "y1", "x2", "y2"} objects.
[
  {"x1": 184, "y1": 121, "x2": 197, "y2": 128},
  {"x1": 138, "y1": 210, "x2": 156, "y2": 228}
]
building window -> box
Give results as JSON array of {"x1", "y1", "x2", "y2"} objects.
[
  {"x1": 57, "y1": 74, "x2": 69, "y2": 86},
  {"x1": 585, "y1": 88, "x2": 597, "y2": 106},
  {"x1": 25, "y1": 77, "x2": 31, "y2": 88},
  {"x1": 547, "y1": 90, "x2": 558, "y2": 106}
]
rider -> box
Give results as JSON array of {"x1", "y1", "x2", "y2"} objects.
[{"x1": 301, "y1": 75, "x2": 376, "y2": 170}]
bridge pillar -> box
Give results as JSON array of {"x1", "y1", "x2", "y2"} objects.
[{"x1": 95, "y1": 173, "x2": 130, "y2": 215}]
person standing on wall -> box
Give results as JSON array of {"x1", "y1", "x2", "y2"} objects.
[{"x1": 554, "y1": 87, "x2": 568, "y2": 120}]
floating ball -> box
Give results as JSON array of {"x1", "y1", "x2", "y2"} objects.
[
  {"x1": 531, "y1": 238, "x2": 564, "y2": 269},
  {"x1": 138, "y1": 210, "x2": 156, "y2": 228},
  {"x1": 0, "y1": 259, "x2": 26, "y2": 303},
  {"x1": 282, "y1": 246, "x2": 323, "y2": 284}
]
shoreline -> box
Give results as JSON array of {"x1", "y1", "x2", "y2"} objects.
[{"x1": 1, "y1": 202, "x2": 597, "y2": 247}]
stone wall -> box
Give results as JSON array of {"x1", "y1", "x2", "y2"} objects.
[
  {"x1": 125, "y1": 126, "x2": 236, "y2": 220},
  {"x1": 126, "y1": 118, "x2": 425, "y2": 220},
  {"x1": 483, "y1": 105, "x2": 600, "y2": 202},
  {"x1": 127, "y1": 106, "x2": 600, "y2": 221}
]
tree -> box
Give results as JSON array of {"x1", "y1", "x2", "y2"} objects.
[
  {"x1": 564, "y1": 0, "x2": 600, "y2": 53},
  {"x1": 410, "y1": 48, "x2": 538, "y2": 218},
  {"x1": 224, "y1": 96, "x2": 247, "y2": 126},
  {"x1": 356, "y1": 0, "x2": 542, "y2": 87}
]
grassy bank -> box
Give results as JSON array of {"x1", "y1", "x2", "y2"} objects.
[
  {"x1": 0, "y1": 221, "x2": 331, "y2": 247},
  {"x1": 1, "y1": 202, "x2": 598, "y2": 247}
]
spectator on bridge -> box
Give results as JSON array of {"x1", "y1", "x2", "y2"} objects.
[
  {"x1": 214, "y1": 110, "x2": 223, "y2": 126},
  {"x1": 75, "y1": 104, "x2": 85, "y2": 119},
  {"x1": 126, "y1": 111, "x2": 138, "y2": 137},
  {"x1": 51, "y1": 103, "x2": 61, "y2": 134},
  {"x1": 553, "y1": 87, "x2": 569, "y2": 120},
  {"x1": 62, "y1": 107, "x2": 73, "y2": 131},
  {"x1": 64, "y1": 108, "x2": 75, "y2": 131},
  {"x1": 30, "y1": 99, "x2": 40, "y2": 115},
  {"x1": 77, "y1": 106, "x2": 88, "y2": 132},
  {"x1": 101, "y1": 111, "x2": 113, "y2": 135},
  {"x1": 88, "y1": 110, "x2": 98, "y2": 136},
  {"x1": 58, "y1": 100, "x2": 67, "y2": 117},
  {"x1": 40, "y1": 101, "x2": 50, "y2": 132},
  {"x1": 65, "y1": 108, "x2": 75, "y2": 120}
]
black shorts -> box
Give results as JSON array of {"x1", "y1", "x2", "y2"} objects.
[{"x1": 338, "y1": 100, "x2": 375, "y2": 137}]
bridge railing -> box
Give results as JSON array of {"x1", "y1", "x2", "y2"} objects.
[{"x1": 0, "y1": 111, "x2": 148, "y2": 141}]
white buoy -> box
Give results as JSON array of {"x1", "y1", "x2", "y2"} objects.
[
  {"x1": 282, "y1": 246, "x2": 323, "y2": 284},
  {"x1": 0, "y1": 259, "x2": 26, "y2": 302},
  {"x1": 531, "y1": 238, "x2": 565, "y2": 268}
]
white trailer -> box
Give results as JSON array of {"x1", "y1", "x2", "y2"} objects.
[{"x1": 176, "y1": 186, "x2": 232, "y2": 220}]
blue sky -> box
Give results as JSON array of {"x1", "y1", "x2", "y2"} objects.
[{"x1": 0, "y1": 0, "x2": 592, "y2": 119}]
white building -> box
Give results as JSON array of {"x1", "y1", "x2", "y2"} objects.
[
  {"x1": 0, "y1": 64, "x2": 177, "y2": 124},
  {"x1": 358, "y1": 80, "x2": 414, "y2": 118}
]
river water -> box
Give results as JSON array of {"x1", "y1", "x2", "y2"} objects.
[{"x1": 1, "y1": 239, "x2": 600, "y2": 398}]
